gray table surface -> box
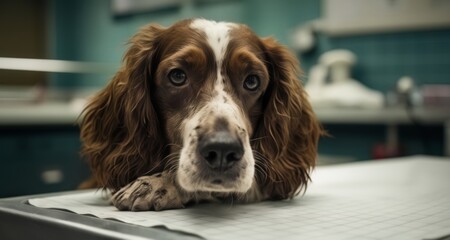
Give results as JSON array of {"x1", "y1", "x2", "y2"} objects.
[{"x1": 0, "y1": 190, "x2": 202, "y2": 240}]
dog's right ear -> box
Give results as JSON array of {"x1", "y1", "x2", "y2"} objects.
[
  {"x1": 252, "y1": 37, "x2": 321, "y2": 200},
  {"x1": 80, "y1": 24, "x2": 166, "y2": 191}
]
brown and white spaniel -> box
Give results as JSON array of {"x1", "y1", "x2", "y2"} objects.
[{"x1": 80, "y1": 19, "x2": 321, "y2": 211}]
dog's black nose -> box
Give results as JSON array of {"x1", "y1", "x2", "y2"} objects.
[{"x1": 199, "y1": 131, "x2": 244, "y2": 171}]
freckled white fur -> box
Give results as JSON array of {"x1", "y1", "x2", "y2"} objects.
[
  {"x1": 176, "y1": 19, "x2": 255, "y2": 193},
  {"x1": 190, "y1": 19, "x2": 238, "y2": 119},
  {"x1": 190, "y1": 19, "x2": 235, "y2": 63}
]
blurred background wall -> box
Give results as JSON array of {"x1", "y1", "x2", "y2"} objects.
[
  {"x1": 1, "y1": 0, "x2": 449, "y2": 197},
  {"x1": 49, "y1": 0, "x2": 447, "y2": 158},
  {"x1": 49, "y1": 0, "x2": 321, "y2": 88}
]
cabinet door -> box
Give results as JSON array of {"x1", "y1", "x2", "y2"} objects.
[{"x1": 0, "y1": 127, "x2": 90, "y2": 197}]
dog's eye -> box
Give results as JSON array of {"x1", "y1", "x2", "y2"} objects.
[
  {"x1": 243, "y1": 75, "x2": 260, "y2": 91},
  {"x1": 168, "y1": 69, "x2": 187, "y2": 86}
]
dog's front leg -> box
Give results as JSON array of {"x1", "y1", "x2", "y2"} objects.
[{"x1": 112, "y1": 172, "x2": 188, "y2": 211}]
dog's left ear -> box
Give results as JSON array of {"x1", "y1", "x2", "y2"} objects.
[
  {"x1": 253, "y1": 37, "x2": 321, "y2": 200},
  {"x1": 80, "y1": 24, "x2": 167, "y2": 190}
]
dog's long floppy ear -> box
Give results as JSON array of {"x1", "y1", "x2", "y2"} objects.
[
  {"x1": 80, "y1": 24, "x2": 166, "y2": 191},
  {"x1": 253, "y1": 37, "x2": 321, "y2": 200}
]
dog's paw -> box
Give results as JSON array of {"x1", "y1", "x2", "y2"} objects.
[{"x1": 111, "y1": 174, "x2": 185, "y2": 211}]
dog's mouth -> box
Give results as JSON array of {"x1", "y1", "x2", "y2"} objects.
[
  {"x1": 211, "y1": 179, "x2": 223, "y2": 184},
  {"x1": 194, "y1": 153, "x2": 247, "y2": 191}
]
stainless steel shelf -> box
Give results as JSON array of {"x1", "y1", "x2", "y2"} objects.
[
  {"x1": 315, "y1": 107, "x2": 450, "y2": 125},
  {"x1": 0, "y1": 101, "x2": 83, "y2": 126}
]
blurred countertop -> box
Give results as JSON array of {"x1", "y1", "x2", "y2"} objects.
[
  {"x1": 0, "y1": 100, "x2": 85, "y2": 126},
  {"x1": 314, "y1": 106, "x2": 450, "y2": 124},
  {"x1": 0, "y1": 87, "x2": 92, "y2": 126},
  {"x1": 0, "y1": 101, "x2": 449, "y2": 126}
]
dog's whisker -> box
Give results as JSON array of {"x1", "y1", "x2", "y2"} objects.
[
  {"x1": 162, "y1": 153, "x2": 180, "y2": 173},
  {"x1": 252, "y1": 151, "x2": 272, "y2": 183},
  {"x1": 250, "y1": 136, "x2": 268, "y2": 142},
  {"x1": 165, "y1": 143, "x2": 182, "y2": 149}
]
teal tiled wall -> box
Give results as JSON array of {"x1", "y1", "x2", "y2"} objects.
[
  {"x1": 304, "y1": 30, "x2": 450, "y2": 92},
  {"x1": 319, "y1": 125, "x2": 444, "y2": 161},
  {"x1": 49, "y1": 0, "x2": 248, "y2": 88},
  {"x1": 50, "y1": 0, "x2": 450, "y2": 92}
]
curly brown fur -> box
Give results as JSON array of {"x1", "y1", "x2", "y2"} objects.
[{"x1": 253, "y1": 37, "x2": 321, "y2": 200}]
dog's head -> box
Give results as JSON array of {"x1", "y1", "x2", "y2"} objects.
[{"x1": 81, "y1": 19, "x2": 321, "y2": 199}]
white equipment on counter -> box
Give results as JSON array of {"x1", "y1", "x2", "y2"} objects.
[{"x1": 305, "y1": 49, "x2": 384, "y2": 109}]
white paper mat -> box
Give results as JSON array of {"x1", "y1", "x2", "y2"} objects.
[{"x1": 29, "y1": 156, "x2": 450, "y2": 240}]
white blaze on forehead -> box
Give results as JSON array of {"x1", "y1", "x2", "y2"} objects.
[
  {"x1": 190, "y1": 19, "x2": 235, "y2": 63},
  {"x1": 190, "y1": 19, "x2": 236, "y2": 104}
]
